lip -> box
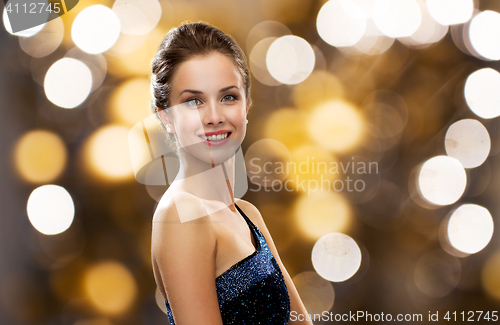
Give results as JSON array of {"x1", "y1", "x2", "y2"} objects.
[
  {"x1": 200, "y1": 129, "x2": 232, "y2": 136},
  {"x1": 198, "y1": 131, "x2": 232, "y2": 146}
]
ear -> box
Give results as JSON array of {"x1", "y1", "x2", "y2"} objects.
[{"x1": 157, "y1": 108, "x2": 174, "y2": 133}]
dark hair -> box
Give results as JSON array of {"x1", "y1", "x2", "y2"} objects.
[{"x1": 150, "y1": 21, "x2": 252, "y2": 116}]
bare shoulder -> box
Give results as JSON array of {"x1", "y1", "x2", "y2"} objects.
[
  {"x1": 151, "y1": 191, "x2": 216, "y2": 257},
  {"x1": 153, "y1": 190, "x2": 209, "y2": 226},
  {"x1": 234, "y1": 198, "x2": 266, "y2": 229}
]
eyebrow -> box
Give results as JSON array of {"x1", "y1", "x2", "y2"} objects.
[{"x1": 179, "y1": 85, "x2": 238, "y2": 97}]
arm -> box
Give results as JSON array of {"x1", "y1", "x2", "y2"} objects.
[
  {"x1": 152, "y1": 195, "x2": 224, "y2": 325},
  {"x1": 235, "y1": 199, "x2": 314, "y2": 325}
]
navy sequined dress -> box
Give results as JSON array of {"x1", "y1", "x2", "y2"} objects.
[{"x1": 164, "y1": 203, "x2": 290, "y2": 324}]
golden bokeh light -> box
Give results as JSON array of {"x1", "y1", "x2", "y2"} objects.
[
  {"x1": 307, "y1": 100, "x2": 364, "y2": 154},
  {"x1": 112, "y1": 0, "x2": 162, "y2": 35},
  {"x1": 316, "y1": 0, "x2": 366, "y2": 47},
  {"x1": 266, "y1": 35, "x2": 315, "y2": 85},
  {"x1": 44, "y1": 58, "x2": 93, "y2": 108},
  {"x1": 108, "y1": 78, "x2": 152, "y2": 126},
  {"x1": 27, "y1": 185, "x2": 75, "y2": 235},
  {"x1": 426, "y1": 0, "x2": 473, "y2": 26},
  {"x1": 312, "y1": 232, "x2": 362, "y2": 282},
  {"x1": 74, "y1": 318, "x2": 113, "y2": 325},
  {"x1": 447, "y1": 204, "x2": 493, "y2": 254},
  {"x1": 18, "y1": 17, "x2": 64, "y2": 58},
  {"x1": 416, "y1": 156, "x2": 467, "y2": 206},
  {"x1": 286, "y1": 145, "x2": 338, "y2": 192},
  {"x1": 292, "y1": 271, "x2": 334, "y2": 315},
  {"x1": 14, "y1": 130, "x2": 67, "y2": 183},
  {"x1": 481, "y1": 251, "x2": 500, "y2": 301},
  {"x1": 373, "y1": 0, "x2": 422, "y2": 38},
  {"x1": 244, "y1": 138, "x2": 292, "y2": 189},
  {"x1": 264, "y1": 107, "x2": 310, "y2": 150},
  {"x1": 72, "y1": 5, "x2": 121, "y2": 54},
  {"x1": 83, "y1": 261, "x2": 137, "y2": 315},
  {"x1": 246, "y1": 20, "x2": 291, "y2": 53},
  {"x1": 83, "y1": 124, "x2": 134, "y2": 181},
  {"x1": 469, "y1": 10, "x2": 500, "y2": 61},
  {"x1": 444, "y1": 119, "x2": 490, "y2": 168},
  {"x1": 464, "y1": 68, "x2": 500, "y2": 119},
  {"x1": 106, "y1": 27, "x2": 165, "y2": 78},
  {"x1": 249, "y1": 37, "x2": 282, "y2": 86},
  {"x1": 293, "y1": 71, "x2": 345, "y2": 112},
  {"x1": 294, "y1": 191, "x2": 352, "y2": 240},
  {"x1": 413, "y1": 249, "x2": 461, "y2": 298}
]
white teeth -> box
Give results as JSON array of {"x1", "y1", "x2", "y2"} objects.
[{"x1": 200, "y1": 133, "x2": 229, "y2": 141}]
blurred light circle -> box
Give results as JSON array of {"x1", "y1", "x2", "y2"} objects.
[
  {"x1": 250, "y1": 37, "x2": 282, "y2": 86},
  {"x1": 308, "y1": 100, "x2": 364, "y2": 153},
  {"x1": 244, "y1": 138, "x2": 292, "y2": 188},
  {"x1": 84, "y1": 125, "x2": 135, "y2": 180},
  {"x1": 264, "y1": 108, "x2": 309, "y2": 150},
  {"x1": 112, "y1": 0, "x2": 161, "y2": 35},
  {"x1": 373, "y1": 0, "x2": 422, "y2": 38},
  {"x1": 469, "y1": 10, "x2": 500, "y2": 60},
  {"x1": 447, "y1": 204, "x2": 493, "y2": 254},
  {"x1": 414, "y1": 249, "x2": 461, "y2": 298},
  {"x1": 464, "y1": 68, "x2": 500, "y2": 119},
  {"x1": 84, "y1": 261, "x2": 137, "y2": 314},
  {"x1": 72, "y1": 5, "x2": 121, "y2": 54},
  {"x1": 481, "y1": 251, "x2": 500, "y2": 301},
  {"x1": 351, "y1": 0, "x2": 378, "y2": 19},
  {"x1": 293, "y1": 71, "x2": 345, "y2": 111},
  {"x1": 27, "y1": 185, "x2": 74, "y2": 235},
  {"x1": 317, "y1": 0, "x2": 366, "y2": 47},
  {"x1": 417, "y1": 156, "x2": 466, "y2": 206},
  {"x1": 445, "y1": 119, "x2": 490, "y2": 168},
  {"x1": 351, "y1": 19, "x2": 395, "y2": 55},
  {"x1": 312, "y1": 232, "x2": 362, "y2": 282},
  {"x1": 294, "y1": 191, "x2": 352, "y2": 240},
  {"x1": 399, "y1": 0, "x2": 448, "y2": 48},
  {"x1": 292, "y1": 271, "x2": 334, "y2": 315},
  {"x1": 109, "y1": 78, "x2": 151, "y2": 126},
  {"x1": 246, "y1": 20, "x2": 291, "y2": 53},
  {"x1": 15, "y1": 130, "x2": 67, "y2": 183},
  {"x1": 286, "y1": 145, "x2": 338, "y2": 191},
  {"x1": 65, "y1": 47, "x2": 108, "y2": 92},
  {"x1": 426, "y1": 0, "x2": 473, "y2": 26},
  {"x1": 266, "y1": 35, "x2": 315, "y2": 85},
  {"x1": 44, "y1": 58, "x2": 92, "y2": 108},
  {"x1": 2, "y1": 6, "x2": 45, "y2": 37},
  {"x1": 18, "y1": 17, "x2": 64, "y2": 58}
]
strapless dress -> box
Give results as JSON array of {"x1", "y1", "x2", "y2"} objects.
[{"x1": 164, "y1": 203, "x2": 290, "y2": 324}]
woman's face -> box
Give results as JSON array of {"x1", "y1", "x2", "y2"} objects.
[{"x1": 159, "y1": 52, "x2": 248, "y2": 165}]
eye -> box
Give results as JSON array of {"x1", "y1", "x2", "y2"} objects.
[
  {"x1": 222, "y1": 94, "x2": 236, "y2": 102},
  {"x1": 186, "y1": 98, "x2": 202, "y2": 106}
]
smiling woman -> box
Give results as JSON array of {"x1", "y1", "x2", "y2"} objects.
[{"x1": 148, "y1": 21, "x2": 312, "y2": 324}]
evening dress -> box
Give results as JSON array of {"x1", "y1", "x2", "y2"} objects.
[{"x1": 164, "y1": 203, "x2": 291, "y2": 324}]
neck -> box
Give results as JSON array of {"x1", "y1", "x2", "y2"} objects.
[{"x1": 174, "y1": 147, "x2": 237, "y2": 212}]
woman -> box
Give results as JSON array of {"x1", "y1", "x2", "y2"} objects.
[{"x1": 149, "y1": 21, "x2": 312, "y2": 324}]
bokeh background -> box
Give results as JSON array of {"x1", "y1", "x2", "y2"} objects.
[{"x1": 2, "y1": 0, "x2": 500, "y2": 324}]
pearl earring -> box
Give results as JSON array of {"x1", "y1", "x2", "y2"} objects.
[
  {"x1": 245, "y1": 119, "x2": 248, "y2": 125},
  {"x1": 166, "y1": 125, "x2": 171, "y2": 132}
]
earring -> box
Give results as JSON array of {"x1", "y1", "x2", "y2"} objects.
[
  {"x1": 166, "y1": 125, "x2": 171, "y2": 132},
  {"x1": 245, "y1": 119, "x2": 248, "y2": 125}
]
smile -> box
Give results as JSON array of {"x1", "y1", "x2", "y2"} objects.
[{"x1": 198, "y1": 132, "x2": 231, "y2": 142}]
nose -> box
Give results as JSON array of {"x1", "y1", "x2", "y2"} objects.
[{"x1": 203, "y1": 100, "x2": 225, "y2": 126}]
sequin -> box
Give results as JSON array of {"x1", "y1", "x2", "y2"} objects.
[{"x1": 164, "y1": 203, "x2": 290, "y2": 324}]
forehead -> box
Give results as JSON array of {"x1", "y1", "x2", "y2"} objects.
[{"x1": 171, "y1": 52, "x2": 243, "y2": 94}]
